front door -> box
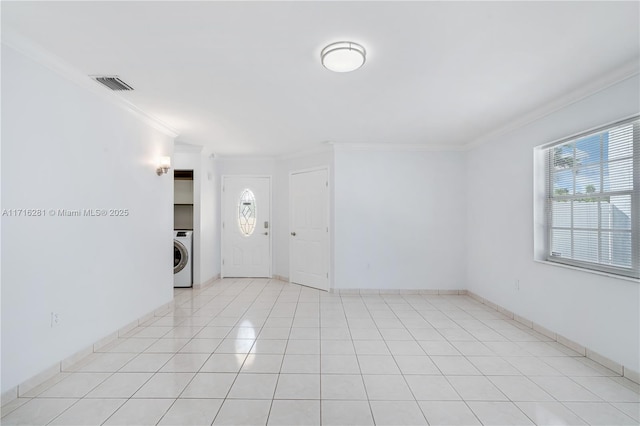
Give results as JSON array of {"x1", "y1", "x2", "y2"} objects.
[
  {"x1": 290, "y1": 168, "x2": 329, "y2": 290},
  {"x1": 222, "y1": 176, "x2": 271, "y2": 277}
]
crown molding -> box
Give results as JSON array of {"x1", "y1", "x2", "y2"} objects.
[
  {"x1": 463, "y1": 59, "x2": 640, "y2": 151},
  {"x1": 214, "y1": 154, "x2": 278, "y2": 162},
  {"x1": 329, "y1": 142, "x2": 466, "y2": 152},
  {"x1": 2, "y1": 29, "x2": 179, "y2": 138},
  {"x1": 215, "y1": 144, "x2": 332, "y2": 161},
  {"x1": 216, "y1": 141, "x2": 465, "y2": 160}
]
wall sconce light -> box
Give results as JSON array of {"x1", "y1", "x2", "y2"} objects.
[{"x1": 156, "y1": 156, "x2": 171, "y2": 176}]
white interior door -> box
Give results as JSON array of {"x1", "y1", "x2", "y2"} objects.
[
  {"x1": 222, "y1": 176, "x2": 271, "y2": 277},
  {"x1": 290, "y1": 168, "x2": 329, "y2": 290}
]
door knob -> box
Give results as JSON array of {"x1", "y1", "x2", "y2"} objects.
[
  {"x1": 263, "y1": 232, "x2": 268, "y2": 235},
  {"x1": 290, "y1": 232, "x2": 296, "y2": 236}
]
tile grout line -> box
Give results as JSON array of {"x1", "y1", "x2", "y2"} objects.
[
  {"x1": 211, "y1": 278, "x2": 284, "y2": 426},
  {"x1": 152, "y1": 278, "x2": 251, "y2": 426},
  {"x1": 428, "y1": 295, "x2": 547, "y2": 425},
  {"x1": 108, "y1": 277, "x2": 257, "y2": 426},
  {"x1": 421, "y1": 294, "x2": 635, "y2": 425},
  {"x1": 454, "y1": 294, "x2": 638, "y2": 423},
  {"x1": 339, "y1": 292, "x2": 376, "y2": 424},
  {"x1": 396, "y1": 293, "x2": 484, "y2": 426},
  {"x1": 366, "y1": 293, "x2": 417, "y2": 420},
  {"x1": 4, "y1": 281, "x2": 638, "y2": 426},
  {"x1": 99, "y1": 279, "x2": 235, "y2": 426},
  {"x1": 467, "y1": 290, "x2": 638, "y2": 384},
  {"x1": 266, "y1": 280, "x2": 302, "y2": 425},
  {"x1": 401, "y1": 297, "x2": 482, "y2": 424}
]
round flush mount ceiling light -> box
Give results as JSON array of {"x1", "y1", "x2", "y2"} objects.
[{"x1": 321, "y1": 41, "x2": 366, "y2": 73}]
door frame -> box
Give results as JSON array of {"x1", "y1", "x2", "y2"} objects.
[
  {"x1": 220, "y1": 175, "x2": 273, "y2": 279},
  {"x1": 288, "y1": 166, "x2": 331, "y2": 291}
]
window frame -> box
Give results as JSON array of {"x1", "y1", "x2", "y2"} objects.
[{"x1": 543, "y1": 115, "x2": 640, "y2": 279}]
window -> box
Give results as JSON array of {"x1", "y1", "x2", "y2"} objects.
[
  {"x1": 238, "y1": 188, "x2": 257, "y2": 236},
  {"x1": 544, "y1": 116, "x2": 639, "y2": 279}
]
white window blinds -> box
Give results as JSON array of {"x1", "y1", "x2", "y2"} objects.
[{"x1": 545, "y1": 116, "x2": 639, "y2": 279}]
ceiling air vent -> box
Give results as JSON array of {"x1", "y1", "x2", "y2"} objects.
[{"x1": 91, "y1": 76, "x2": 134, "y2": 91}]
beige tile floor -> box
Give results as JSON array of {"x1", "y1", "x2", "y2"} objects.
[{"x1": 2, "y1": 278, "x2": 639, "y2": 425}]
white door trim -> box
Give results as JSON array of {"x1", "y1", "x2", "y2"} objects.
[
  {"x1": 221, "y1": 175, "x2": 273, "y2": 278},
  {"x1": 288, "y1": 166, "x2": 331, "y2": 291}
]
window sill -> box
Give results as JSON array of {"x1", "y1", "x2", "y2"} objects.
[{"x1": 534, "y1": 260, "x2": 640, "y2": 283}]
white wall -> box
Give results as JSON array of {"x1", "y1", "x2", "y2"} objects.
[
  {"x1": 1, "y1": 46, "x2": 174, "y2": 392},
  {"x1": 200, "y1": 153, "x2": 220, "y2": 283},
  {"x1": 217, "y1": 158, "x2": 276, "y2": 177},
  {"x1": 334, "y1": 148, "x2": 467, "y2": 290},
  {"x1": 466, "y1": 75, "x2": 640, "y2": 371}
]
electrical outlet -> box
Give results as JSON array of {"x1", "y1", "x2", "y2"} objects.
[
  {"x1": 515, "y1": 280, "x2": 520, "y2": 290},
  {"x1": 50, "y1": 312, "x2": 60, "y2": 327}
]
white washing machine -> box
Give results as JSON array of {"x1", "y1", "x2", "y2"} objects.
[{"x1": 174, "y1": 230, "x2": 193, "y2": 288}]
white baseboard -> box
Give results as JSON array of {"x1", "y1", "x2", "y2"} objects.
[
  {"x1": 193, "y1": 274, "x2": 220, "y2": 289},
  {"x1": 1, "y1": 298, "x2": 175, "y2": 407},
  {"x1": 330, "y1": 288, "x2": 467, "y2": 295},
  {"x1": 5, "y1": 284, "x2": 636, "y2": 408},
  {"x1": 466, "y1": 290, "x2": 638, "y2": 385}
]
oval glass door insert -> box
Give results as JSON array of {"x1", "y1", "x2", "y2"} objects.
[{"x1": 238, "y1": 189, "x2": 257, "y2": 236}]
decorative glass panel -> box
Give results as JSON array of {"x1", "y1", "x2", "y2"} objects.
[{"x1": 238, "y1": 189, "x2": 257, "y2": 236}]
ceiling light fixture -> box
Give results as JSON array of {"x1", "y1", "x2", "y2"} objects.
[{"x1": 321, "y1": 41, "x2": 366, "y2": 73}]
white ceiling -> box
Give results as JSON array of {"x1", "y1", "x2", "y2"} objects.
[{"x1": 3, "y1": 1, "x2": 639, "y2": 156}]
